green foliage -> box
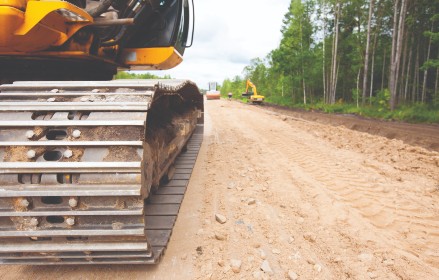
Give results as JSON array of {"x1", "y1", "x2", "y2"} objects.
[
  {"x1": 115, "y1": 71, "x2": 171, "y2": 79},
  {"x1": 220, "y1": 76, "x2": 246, "y2": 99},
  {"x1": 221, "y1": 0, "x2": 438, "y2": 123},
  {"x1": 371, "y1": 89, "x2": 391, "y2": 111},
  {"x1": 303, "y1": 102, "x2": 439, "y2": 123},
  {"x1": 265, "y1": 95, "x2": 294, "y2": 107}
]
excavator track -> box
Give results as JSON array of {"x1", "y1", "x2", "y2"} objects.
[{"x1": 0, "y1": 80, "x2": 203, "y2": 264}]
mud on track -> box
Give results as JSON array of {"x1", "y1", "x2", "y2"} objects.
[{"x1": 0, "y1": 98, "x2": 438, "y2": 279}]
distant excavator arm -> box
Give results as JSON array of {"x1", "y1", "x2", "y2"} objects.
[
  {"x1": 245, "y1": 80, "x2": 258, "y2": 96},
  {"x1": 243, "y1": 79, "x2": 264, "y2": 104}
]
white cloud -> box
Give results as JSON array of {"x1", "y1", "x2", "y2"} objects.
[{"x1": 142, "y1": 0, "x2": 291, "y2": 89}]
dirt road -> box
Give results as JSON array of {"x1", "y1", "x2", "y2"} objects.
[{"x1": 1, "y1": 99, "x2": 438, "y2": 279}]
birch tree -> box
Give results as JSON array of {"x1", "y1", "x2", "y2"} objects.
[{"x1": 362, "y1": 0, "x2": 375, "y2": 105}]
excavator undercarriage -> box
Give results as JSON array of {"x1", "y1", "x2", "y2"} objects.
[{"x1": 0, "y1": 80, "x2": 203, "y2": 264}]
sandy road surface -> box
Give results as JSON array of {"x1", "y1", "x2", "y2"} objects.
[{"x1": 1, "y1": 99, "x2": 438, "y2": 279}]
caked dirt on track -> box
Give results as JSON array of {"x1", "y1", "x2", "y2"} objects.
[{"x1": 1, "y1": 98, "x2": 438, "y2": 279}]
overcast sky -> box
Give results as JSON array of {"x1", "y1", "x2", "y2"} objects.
[{"x1": 146, "y1": 0, "x2": 291, "y2": 89}]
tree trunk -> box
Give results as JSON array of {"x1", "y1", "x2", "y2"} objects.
[
  {"x1": 381, "y1": 48, "x2": 386, "y2": 92},
  {"x1": 412, "y1": 45, "x2": 419, "y2": 103},
  {"x1": 389, "y1": 0, "x2": 409, "y2": 110},
  {"x1": 422, "y1": 23, "x2": 433, "y2": 103},
  {"x1": 370, "y1": 0, "x2": 383, "y2": 103},
  {"x1": 329, "y1": 1, "x2": 340, "y2": 104},
  {"x1": 400, "y1": 29, "x2": 409, "y2": 103},
  {"x1": 435, "y1": 66, "x2": 438, "y2": 101},
  {"x1": 322, "y1": 0, "x2": 327, "y2": 104},
  {"x1": 362, "y1": 0, "x2": 375, "y2": 105},
  {"x1": 300, "y1": 18, "x2": 306, "y2": 105},
  {"x1": 404, "y1": 35, "x2": 414, "y2": 102},
  {"x1": 356, "y1": 68, "x2": 361, "y2": 107}
]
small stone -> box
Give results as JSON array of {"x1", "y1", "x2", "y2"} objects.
[
  {"x1": 260, "y1": 260, "x2": 273, "y2": 275},
  {"x1": 91, "y1": 89, "x2": 100, "y2": 93},
  {"x1": 333, "y1": 257, "x2": 342, "y2": 263},
  {"x1": 303, "y1": 232, "x2": 316, "y2": 243},
  {"x1": 181, "y1": 254, "x2": 188, "y2": 260},
  {"x1": 63, "y1": 149, "x2": 73, "y2": 158},
  {"x1": 27, "y1": 150, "x2": 36, "y2": 159},
  {"x1": 383, "y1": 259, "x2": 394, "y2": 266},
  {"x1": 260, "y1": 249, "x2": 266, "y2": 260},
  {"x1": 288, "y1": 236, "x2": 295, "y2": 244},
  {"x1": 215, "y1": 213, "x2": 227, "y2": 224},
  {"x1": 358, "y1": 253, "x2": 373, "y2": 262},
  {"x1": 262, "y1": 187, "x2": 268, "y2": 192},
  {"x1": 196, "y1": 246, "x2": 203, "y2": 255},
  {"x1": 217, "y1": 260, "x2": 225, "y2": 267},
  {"x1": 253, "y1": 243, "x2": 261, "y2": 248},
  {"x1": 230, "y1": 259, "x2": 242, "y2": 273},
  {"x1": 19, "y1": 199, "x2": 30, "y2": 207},
  {"x1": 314, "y1": 264, "x2": 322, "y2": 272},
  {"x1": 248, "y1": 198, "x2": 256, "y2": 205},
  {"x1": 47, "y1": 97, "x2": 56, "y2": 102},
  {"x1": 282, "y1": 116, "x2": 288, "y2": 121},
  {"x1": 280, "y1": 204, "x2": 286, "y2": 208},
  {"x1": 50, "y1": 89, "x2": 59, "y2": 93},
  {"x1": 68, "y1": 197, "x2": 78, "y2": 208},
  {"x1": 196, "y1": 228, "x2": 204, "y2": 236},
  {"x1": 368, "y1": 272, "x2": 378, "y2": 279},
  {"x1": 306, "y1": 258, "x2": 316, "y2": 265},
  {"x1": 72, "y1": 130, "x2": 81, "y2": 138},
  {"x1": 215, "y1": 232, "x2": 226, "y2": 241},
  {"x1": 30, "y1": 218, "x2": 39, "y2": 226},
  {"x1": 25, "y1": 130, "x2": 35, "y2": 139},
  {"x1": 80, "y1": 97, "x2": 89, "y2": 102},
  {"x1": 297, "y1": 217, "x2": 305, "y2": 224},
  {"x1": 268, "y1": 239, "x2": 273, "y2": 244},
  {"x1": 272, "y1": 249, "x2": 281, "y2": 254},
  {"x1": 66, "y1": 217, "x2": 75, "y2": 226},
  {"x1": 288, "y1": 271, "x2": 298, "y2": 280}
]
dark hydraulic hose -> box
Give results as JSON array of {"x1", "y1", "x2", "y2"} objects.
[{"x1": 86, "y1": 0, "x2": 117, "y2": 17}]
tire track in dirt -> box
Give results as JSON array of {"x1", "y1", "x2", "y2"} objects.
[
  {"x1": 264, "y1": 107, "x2": 439, "y2": 271},
  {"x1": 212, "y1": 100, "x2": 439, "y2": 279}
]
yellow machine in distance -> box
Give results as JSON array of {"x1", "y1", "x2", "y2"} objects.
[{"x1": 242, "y1": 79, "x2": 264, "y2": 104}]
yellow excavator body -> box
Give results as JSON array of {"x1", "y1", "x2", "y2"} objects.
[
  {"x1": 0, "y1": 0, "x2": 191, "y2": 82},
  {"x1": 242, "y1": 79, "x2": 264, "y2": 104}
]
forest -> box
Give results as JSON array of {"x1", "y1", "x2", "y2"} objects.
[{"x1": 220, "y1": 0, "x2": 439, "y2": 123}]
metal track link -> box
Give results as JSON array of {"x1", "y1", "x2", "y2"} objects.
[
  {"x1": 0, "y1": 80, "x2": 204, "y2": 265},
  {"x1": 145, "y1": 125, "x2": 203, "y2": 263}
]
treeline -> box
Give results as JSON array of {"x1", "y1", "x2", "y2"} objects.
[{"x1": 221, "y1": 0, "x2": 439, "y2": 119}]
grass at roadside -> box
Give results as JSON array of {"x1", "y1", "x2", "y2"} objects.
[{"x1": 262, "y1": 97, "x2": 439, "y2": 124}]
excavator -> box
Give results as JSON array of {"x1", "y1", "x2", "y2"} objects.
[
  {"x1": 242, "y1": 79, "x2": 264, "y2": 104},
  {"x1": 0, "y1": 0, "x2": 204, "y2": 265}
]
